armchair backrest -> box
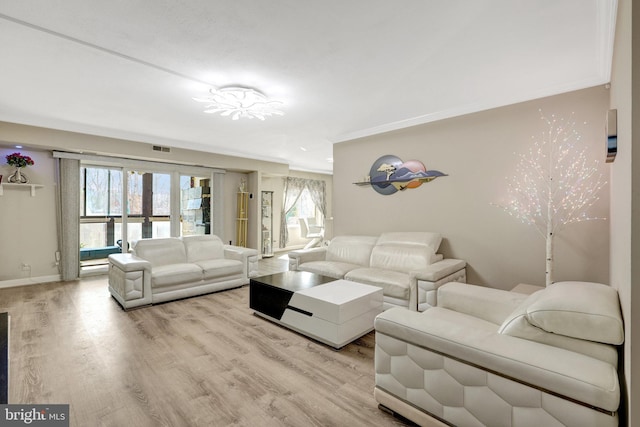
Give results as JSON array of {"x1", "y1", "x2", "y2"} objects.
[
  {"x1": 326, "y1": 235, "x2": 378, "y2": 266},
  {"x1": 499, "y1": 281, "x2": 624, "y2": 365},
  {"x1": 133, "y1": 237, "x2": 186, "y2": 267},
  {"x1": 182, "y1": 235, "x2": 225, "y2": 262},
  {"x1": 370, "y1": 232, "x2": 442, "y2": 272}
]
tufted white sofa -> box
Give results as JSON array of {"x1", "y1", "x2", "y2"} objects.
[
  {"x1": 374, "y1": 281, "x2": 624, "y2": 427},
  {"x1": 288, "y1": 232, "x2": 466, "y2": 311},
  {"x1": 108, "y1": 235, "x2": 258, "y2": 309}
]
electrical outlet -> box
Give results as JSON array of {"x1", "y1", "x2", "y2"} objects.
[{"x1": 21, "y1": 263, "x2": 31, "y2": 271}]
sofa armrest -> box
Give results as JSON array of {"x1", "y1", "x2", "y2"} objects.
[
  {"x1": 288, "y1": 247, "x2": 327, "y2": 270},
  {"x1": 108, "y1": 253, "x2": 152, "y2": 309},
  {"x1": 437, "y1": 282, "x2": 528, "y2": 325},
  {"x1": 108, "y1": 253, "x2": 151, "y2": 272},
  {"x1": 224, "y1": 245, "x2": 259, "y2": 279},
  {"x1": 411, "y1": 258, "x2": 466, "y2": 283},
  {"x1": 414, "y1": 261, "x2": 467, "y2": 311},
  {"x1": 224, "y1": 245, "x2": 259, "y2": 259}
]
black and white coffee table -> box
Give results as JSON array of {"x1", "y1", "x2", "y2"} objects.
[{"x1": 250, "y1": 271, "x2": 383, "y2": 349}]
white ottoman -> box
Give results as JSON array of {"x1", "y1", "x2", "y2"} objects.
[
  {"x1": 250, "y1": 272, "x2": 383, "y2": 349},
  {"x1": 281, "y1": 280, "x2": 384, "y2": 348}
]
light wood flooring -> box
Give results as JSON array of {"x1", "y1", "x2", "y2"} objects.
[{"x1": 0, "y1": 255, "x2": 410, "y2": 426}]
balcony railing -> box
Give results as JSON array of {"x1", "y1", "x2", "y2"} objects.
[{"x1": 80, "y1": 216, "x2": 170, "y2": 261}]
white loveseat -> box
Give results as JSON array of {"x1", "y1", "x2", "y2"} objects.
[
  {"x1": 108, "y1": 235, "x2": 258, "y2": 309},
  {"x1": 288, "y1": 232, "x2": 466, "y2": 311},
  {"x1": 374, "y1": 281, "x2": 624, "y2": 427}
]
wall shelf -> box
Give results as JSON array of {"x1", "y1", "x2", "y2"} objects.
[{"x1": 0, "y1": 183, "x2": 44, "y2": 197}]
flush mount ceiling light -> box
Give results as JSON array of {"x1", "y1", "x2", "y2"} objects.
[{"x1": 192, "y1": 87, "x2": 284, "y2": 120}]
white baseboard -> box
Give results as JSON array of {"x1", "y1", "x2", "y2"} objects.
[{"x1": 0, "y1": 275, "x2": 62, "y2": 289}]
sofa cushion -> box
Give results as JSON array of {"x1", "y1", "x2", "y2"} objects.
[
  {"x1": 345, "y1": 267, "x2": 411, "y2": 300},
  {"x1": 196, "y1": 259, "x2": 243, "y2": 280},
  {"x1": 377, "y1": 231, "x2": 442, "y2": 253},
  {"x1": 499, "y1": 299, "x2": 620, "y2": 366},
  {"x1": 326, "y1": 235, "x2": 378, "y2": 266},
  {"x1": 370, "y1": 232, "x2": 442, "y2": 272},
  {"x1": 182, "y1": 235, "x2": 225, "y2": 262},
  {"x1": 134, "y1": 238, "x2": 187, "y2": 267},
  {"x1": 298, "y1": 261, "x2": 361, "y2": 279},
  {"x1": 523, "y1": 281, "x2": 624, "y2": 345},
  {"x1": 151, "y1": 263, "x2": 203, "y2": 288}
]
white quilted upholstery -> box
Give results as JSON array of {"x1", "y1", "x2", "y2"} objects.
[
  {"x1": 523, "y1": 281, "x2": 625, "y2": 345},
  {"x1": 288, "y1": 233, "x2": 466, "y2": 311},
  {"x1": 499, "y1": 297, "x2": 620, "y2": 365},
  {"x1": 370, "y1": 232, "x2": 442, "y2": 271},
  {"x1": 376, "y1": 231, "x2": 442, "y2": 253},
  {"x1": 182, "y1": 234, "x2": 225, "y2": 262},
  {"x1": 418, "y1": 268, "x2": 467, "y2": 311},
  {"x1": 109, "y1": 266, "x2": 143, "y2": 299},
  {"x1": 299, "y1": 261, "x2": 362, "y2": 279},
  {"x1": 325, "y1": 235, "x2": 378, "y2": 265},
  {"x1": 109, "y1": 236, "x2": 258, "y2": 309},
  {"x1": 375, "y1": 333, "x2": 618, "y2": 427},
  {"x1": 344, "y1": 267, "x2": 412, "y2": 299},
  {"x1": 133, "y1": 237, "x2": 187, "y2": 267}
]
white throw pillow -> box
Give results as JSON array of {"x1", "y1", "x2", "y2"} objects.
[{"x1": 524, "y1": 281, "x2": 624, "y2": 345}]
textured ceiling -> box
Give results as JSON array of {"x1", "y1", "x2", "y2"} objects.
[{"x1": 0, "y1": 1, "x2": 617, "y2": 173}]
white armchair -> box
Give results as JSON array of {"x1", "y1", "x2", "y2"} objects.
[{"x1": 374, "y1": 281, "x2": 624, "y2": 427}]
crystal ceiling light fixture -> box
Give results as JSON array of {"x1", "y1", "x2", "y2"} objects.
[{"x1": 192, "y1": 87, "x2": 284, "y2": 120}]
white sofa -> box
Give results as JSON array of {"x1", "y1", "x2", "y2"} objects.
[
  {"x1": 108, "y1": 235, "x2": 259, "y2": 309},
  {"x1": 288, "y1": 232, "x2": 466, "y2": 311},
  {"x1": 374, "y1": 281, "x2": 624, "y2": 427}
]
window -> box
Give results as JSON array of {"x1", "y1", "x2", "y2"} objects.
[
  {"x1": 79, "y1": 167, "x2": 174, "y2": 258},
  {"x1": 280, "y1": 177, "x2": 326, "y2": 248},
  {"x1": 81, "y1": 167, "x2": 122, "y2": 217},
  {"x1": 153, "y1": 173, "x2": 171, "y2": 216},
  {"x1": 77, "y1": 160, "x2": 220, "y2": 271},
  {"x1": 285, "y1": 188, "x2": 321, "y2": 225}
]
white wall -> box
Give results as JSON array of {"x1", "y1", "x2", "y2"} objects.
[
  {"x1": 0, "y1": 121, "x2": 320, "y2": 284},
  {"x1": 609, "y1": 0, "x2": 637, "y2": 423},
  {"x1": 334, "y1": 86, "x2": 610, "y2": 290},
  {"x1": 0, "y1": 150, "x2": 59, "y2": 283}
]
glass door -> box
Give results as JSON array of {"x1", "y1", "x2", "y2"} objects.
[
  {"x1": 126, "y1": 170, "x2": 171, "y2": 242},
  {"x1": 180, "y1": 175, "x2": 211, "y2": 236},
  {"x1": 79, "y1": 160, "x2": 218, "y2": 274},
  {"x1": 79, "y1": 166, "x2": 123, "y2": 270}
]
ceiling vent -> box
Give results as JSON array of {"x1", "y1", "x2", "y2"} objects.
[{"x1": 152, "y1": 145, "x2": 171, "y2": 153}]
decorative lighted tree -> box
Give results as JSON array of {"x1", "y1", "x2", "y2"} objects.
[{"x1": 498, "y1": 112, "x2": 606, "y2": 286}]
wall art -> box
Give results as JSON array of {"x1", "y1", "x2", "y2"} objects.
[{"x1": 354, "y1": 154, "x2": 446, "y2": 195}]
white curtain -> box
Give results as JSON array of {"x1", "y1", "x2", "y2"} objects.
[
  {"x1": 279, "y1": 177, "x2": 326, "y2": 248},
  {"x1": 56, "y1": 158, "x2": 80, "y2": 281},
  {"x1": 280, "y1": 177, "x2": 305, "y2": 248},
  {"x1": 306, "y1": 179, "x2": 326, "y2": 219}
]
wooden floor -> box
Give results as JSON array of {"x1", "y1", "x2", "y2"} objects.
[{"x1": 0, "y1": 255, "x2": 410, "y2": 427}]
